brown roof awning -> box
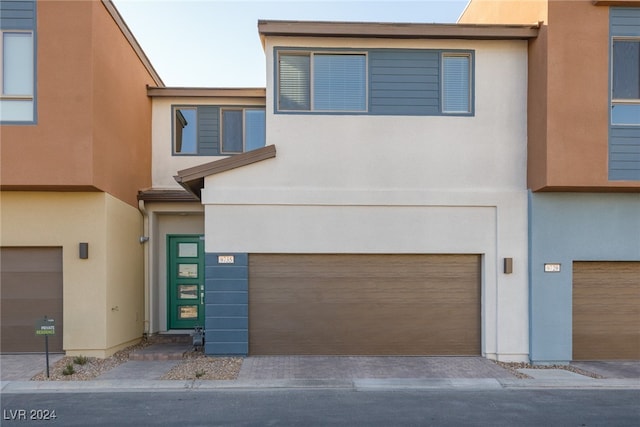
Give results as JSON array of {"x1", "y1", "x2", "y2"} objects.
[
  {"x1": 137, "y1": 189, "x2": 200, "y2": 202},
  {"x1": 174, "y1": 144, "x2": 277, "y2": 199},
  {"x1": 258, "y1": 20, "x2": 540, "y2": 46}
]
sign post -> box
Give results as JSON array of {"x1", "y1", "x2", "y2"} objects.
[{"x1": 35, "y1": 316, "x2": 56, "y2": 378}]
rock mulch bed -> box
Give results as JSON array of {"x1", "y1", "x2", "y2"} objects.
[
  {"x1": 161, "y1": 351, "x2": 242, "y2": 380},
  {"x1": 494, "y1": 361, "x2": 604, "y2": 379},
  {"x1": 31, "y1": 343, "x2": 243, "y2": 381},
  {"x1": 31, "y1": 341, "x2": 149, "y2": 381}
]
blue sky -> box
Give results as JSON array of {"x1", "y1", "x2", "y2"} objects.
[{"x1": 113, "y1": 0, "x2": 470, "y2": 87}]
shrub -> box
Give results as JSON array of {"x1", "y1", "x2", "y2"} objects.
[
  {"x1": 73, "y1": 355, "x2": 89, "y2": 365},
  {"x1": 62, "y1": 363, "x2": 75, "y2": 376}
]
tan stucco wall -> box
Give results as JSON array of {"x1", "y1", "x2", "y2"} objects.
[
  {"x1": 139, "y1": 202, "x2": 204, "y2": 334},
  {"x1": 0, "y1": 1, "x2": 154, "y2": 206},
  {"x1": 459, "y1": 0, "x2": 547, "y2": 24},
  {"x1": 0, "y1": 192, "x2": 143, "y2": 357}
]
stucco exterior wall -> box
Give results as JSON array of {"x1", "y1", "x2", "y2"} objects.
[
  {"x1": 543, "y1": 1, "x2": 613, "y2": 189},
  {"x1": 461, "y1": 0, "x2": 639, "y2": 190},
  {"x1": 529, "y1": 193, "x2": 640, "y2": 363},
  {"x1": 459, "y1": 0, "x2": 547, "y2": 25},
  {"x1": 1, "y1": 1, "x2": 94, "y2": 187},
  {"x1": 0, "y1": 192, "x2": 143, "y2": 357},
  {"x1": 150, "y1": 97, "x2": 265, "y2": 189},
  {"x1": 91, "y1": 1, "x2": 155, "y2": 206},
  {"x1": 139, "y1": 203, "x2": 204, "y2": 334},
  {"x1": 0, "y1": 1, "x2": 156, "y2": 206},
  {"x1": 199, "y1": 36, "x2": 531, "y2": 361}
]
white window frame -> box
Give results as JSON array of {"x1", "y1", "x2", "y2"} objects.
[
  {"x1": 0, "y1": 29, "x2": 35, "y2": 123},
  {"x1": 611, "y1": 36, "x2": 640, "y2": 126},
  {"x1": 277, "y1": 50, "x2": 368, "y2": 113},
  {"x1": 441, "y1": 52, "x2": 473, "y2": 115}
]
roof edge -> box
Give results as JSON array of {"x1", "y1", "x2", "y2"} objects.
[
  {"x1": 593, "y1": 1, "x2": 640, "y2": 5},
  {"x1": 137, "y1": 189, "x2": 200, "y2": 202},
  {"x1": 102, "y1": 0, "x2": 164, "y2": 87},
  {"x1": 148, "y1": 87, "x2": 266, "y2": 98},
  {"x1": 258, "y1": 20, "x2": 540, "y2": 41}
]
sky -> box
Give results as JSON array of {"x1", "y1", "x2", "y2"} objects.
[{"x1": 112, "y1": 0, "x2": 470, "y2": 87}]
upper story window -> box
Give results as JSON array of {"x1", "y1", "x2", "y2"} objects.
[
  {"x1": 173, "y1": 105, "x2": 265, "y2": 156},
  {"x1": 611, "y1": 38, "x2": 640, "y2": 125},
  {"x1": 0, "y1": 0, "x2": 36, "y2": 123},
  {"x1": 442, "y1": 54, "x2": 471, "y2": 114},
  {"x1": 1, "y1": 31, "x2": 35, "y2": 122},
  {"x1": 276, "y1": 48, "x2": 474, "y2": 116},
  {"x1": 278, "y1": 52, "x2": 367, "y2": 112}
]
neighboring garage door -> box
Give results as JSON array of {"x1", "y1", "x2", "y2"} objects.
[
  {"x1": 1, "y1": 247, "x2": 63, "y2": 353},
  {"x1": 573, "y1": 261, "x2": 640, "y2": 360},
  {"x1": 249, "y1": 254, "x2": 480, "y2": 355}
]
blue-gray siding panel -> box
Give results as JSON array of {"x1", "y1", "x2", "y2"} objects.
[
  {"x1": 206, "y1": 304, "x2": 247, "y2": 317},
  {"x1": 208, "y1": 279, "x2": 247, "y2": 291},
  {"x1": 204, "y1": 253, "x2": 248, "y2": 356},
  {"x1": 206, "y1": 291, "x2": 247, "y2": 305},
  {"x1": 529, "y1": 193, "x2": 640, "y2": 363},
  {"x1": 205, "y1": 342, "x2": 247, "y2": 355},
  {"x1": 197, "y1": 106, "x2": 219, "y2": 155},
  {"x1": 207, "y1": 330, "x2": 248, "y2": 343},
  {"x1": 369, "y1": 50, "x2": 440, "y2": 116},
  {"x1": 611, "y1": 8, "x2": 640, "y2": 36},
  {"x1": 205, "y1": 266, "x2": 248, "y2": 280},
  {"x1": 609, "y1": 8, "x2": 640, "y2": 180},
  {"x1": 0, "y1": 0, "x2": 35, "y2": 30},
  {"x1": 206, "y1": 317, "x2": 248, "y2": 330}
]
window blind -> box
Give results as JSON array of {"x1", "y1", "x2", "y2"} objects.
[
  {"x1": 442, "y1": 55, "x2": 470, "y2": 113},
  {"x1": 279, "y1": 54, "x2": 310, "y2": 110},
  {"x1": 313, "y1": 54, "x2": 366, "y2": 111}
]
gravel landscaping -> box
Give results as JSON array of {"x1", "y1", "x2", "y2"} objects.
[
  {"x1": 493, "y1": 361, "x2": 604, "y2": 379},
  {"x1": 31, "y1": 343, "x2": 243, "y2": 381}
]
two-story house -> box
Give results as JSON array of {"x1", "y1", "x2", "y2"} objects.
[
  {"x1": 460, "y1": 0, "x2": 640, "y2": 363},
  {"x1": 0, "y1": 0, "x2": 162, "y2": 357},
  {"x1": 170, "y1": 20, "x2": 539, "y2": 362}
]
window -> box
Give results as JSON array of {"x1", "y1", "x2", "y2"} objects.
[
  {"x1": 221, "y1": 108, "x2": 266, "y2": 153},
  {"x1": 278, "y1": 52, "x2": 366, "y2": 112},
  {"x1": 0, "y1": 30, "x2": 35, "y2": 122},
  {"x1": 611, "y1": 39, "x2": 640, "y2": 125},
  {"x1": 174, "y1": 107, "x2": 197, "y2": 154},
  {"x1": 172, "y1": 105, "x2": 265, "y2": 155},
  {"x1": 442, "y1": 54, "x2": 471, "y2": 114}
]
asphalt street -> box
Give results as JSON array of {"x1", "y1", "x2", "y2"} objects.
[{"x1": 2, "y1": 389, "x2": 639, "y2": 426}]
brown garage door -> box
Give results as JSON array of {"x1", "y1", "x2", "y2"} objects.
[
  {"x1": 1, "y1": 247, "x2": 63, "y2": 353},
  {"x1": 249, "y1": 254, "x2": 480, "y2": 355},
  {"x1": 573, "y1": 261, "x2": 640, "y2": 360}
]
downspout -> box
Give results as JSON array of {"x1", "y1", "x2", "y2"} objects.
[{"x1": 138, "y1": 199, "x2": 151, "y2": 337}]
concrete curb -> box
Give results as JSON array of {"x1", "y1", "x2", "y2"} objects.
[{"x1": 2, "y1": 378, "x2": 639, "y2": 393}]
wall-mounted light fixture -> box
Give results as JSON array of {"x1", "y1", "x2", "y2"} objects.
[
  {"x1": 504, "y1": 257, "x2": 513, "y2": 274},
  {"x1": 79, "y1": 242, "x2": 89, "y2": 259},
  {"x1": 139, "y1": 236, "x2": 149, "y2": 244}
]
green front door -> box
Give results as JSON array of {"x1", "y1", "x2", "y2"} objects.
[{"x1": 167, "y1": 235, "x2": 205, "y2": 329}]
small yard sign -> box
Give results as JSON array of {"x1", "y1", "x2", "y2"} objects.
[{"x1": 35, "y1": 318, "x2": 56, "y2": 335}]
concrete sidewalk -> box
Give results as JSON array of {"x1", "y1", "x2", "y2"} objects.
[{"x1": 2, "y1": 354, "x2": 639, "y2": 393}]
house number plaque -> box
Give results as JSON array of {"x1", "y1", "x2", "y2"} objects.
[{"x1": 218, "y1": 255, "x2": 235, "y2": 264}]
